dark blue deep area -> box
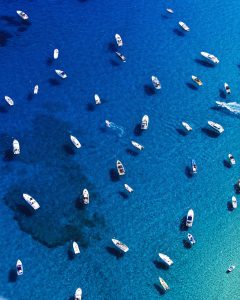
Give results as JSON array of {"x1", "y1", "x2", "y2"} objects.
[{"x1": 1, "y1": 0, "x2": 240, "y2": 299}]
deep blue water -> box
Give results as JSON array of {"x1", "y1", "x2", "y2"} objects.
[{"x1": 1, "y1": 0, "x2": 240, "y2": 299}]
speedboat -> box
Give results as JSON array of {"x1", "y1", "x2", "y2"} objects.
[
  {"x1": 187, "y1": 233, "x2": 196, "y2": 245},
  {"x1": 224, "y1": 83, "x2": 231, "y2": 94},
  {"x1": 82, "y1": 189, "x2": 89, "y2": 205},
  {"x1": 13, "y1": 139, "x2": 20, "y2": 155},
  {"x1": 73, "y1": 241, "x2": 80, "y2": 254},
  {"x1": 158, "y1": 253, "x2": 173, "y2": 266},
  {"x1": 200, "y1": 52, "x2": 219, "y2": 64},
  {"x1": 105, "y1": 120, "x2": 111, "y2": 127},
  {"x1": 186, "y1": 209, "x2": 194, "y2": 227},
  {"x1": 34, "y1": 85, "x2": 39, "y2": 94},
  {"x1": 112, "y1": 238, "x2": 129, "y2": 252},
  {"x1": 159, "y1": 277, "x2": 170, "y2": 291},
  {"x1": 16, "y1": 259, "x2": 23, "y2": 275},
  {"x1": 115, "y1": 34, "x2": 123, "y2": 47},
  {"x1": 131, "y1": 141, "x2": 144, "y2": 150},
  {"x1": 124, "y1": 184, "x2": 134, "y2": 193},
  {"x1": 179, "y1": 21, "x2": 190, "y2": 31},
  {"x1": 228, "y1": 154, "x2": 236, "y2": 165},
  {"x1": 55, "y1": 69, "x2": 67, "y2": 78},
  {"x1": 16, "y1": 10, "x2": 29, "y2": 20},
  {"x1": 151, "y1": 76, "x2": 161, "y2": 89},
  {"x1": 215, "y1": 101, "x2": 225, "y2": 107},
  {"x1": 94, "y1": 94, "x2": 101, "y2": 105},
  {"x1": 207, "y1": 121, "x2": 224, "y2": 134},
  {"x1": 116, "y1": 160, "x2": 125, "y2": 175},
  {"x1": 191, "y1": 159, "x2": 197, "y2": 174},
  {"x1": 227, "y1": 265, "x2": 236, "y2": 273},
  {"x1": 166, "y1": 8, "x2": 174, "y2": 14},
  {"x1": 23, "y1": 193, "x2": 40, "y2": 210},
  {"x1": 75, "y1": 288, "x2": 82, "y2": 300},
  {"x1": 141, "y1": 115, "x2": 149, "y2": 130},
  {"x1": 4, "y1": 96, "x2": 14, "y2": 106},
  {"x1": 115, "y1": 52, "x2": 126, "y2": 62},
  {"x1": 232, "y1": 196, "x2": 237, "y2": 209},
  {"x1": 192, "y1": 75, "x2": 203, "y2": 86},
  {"x1": 182, "y1": 122, "x2": 192, "y2": 131},
  {"x1": 70, "y1": 135, "x2": 81, "y2": 148},
  {"x1": 54, "y1": 49, "x2": 59, "y2": 59}
]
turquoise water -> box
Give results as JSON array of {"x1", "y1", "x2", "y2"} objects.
[{"x1": 1, "y1": 0, "x2": 240, "y2": 299}]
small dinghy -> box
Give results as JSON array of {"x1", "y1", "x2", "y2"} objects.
[
  {"x1": 224, "y1": 83, "x2": 231, "y2": 94},
  {"x1": 166, "y1": 8, "x2": 174, "y2": 14},
  {"x1": 191, "y1": 159, "x2": 197, "y2": 174},
  {"x1": 54, "y1": 49, "x2": 59, "y2": 59},
  {"x1": 192, "y1": 75, "x2": 203, "y2": 86},
  {"x1": 16, "y1": 10, "x2": 28, "y2": 20},
  {"x1": 131, "y1": 141, "x2": 144, "y2": 150},
  {"x1": 232, "y1": 196, "x2": 237, "y2": 209},
  {"x1": 34, "y1": 85, "x2": 39, "y2": 95},
  {"x1": 73, "y1": 241, "x2": 80, "y2": 254},
  {"x1": 151, "y1": 76, "x2": 161, "y2": 89},
  {"x1": 141, "y1": 115, "x2": 149, "y2": 130},
  {"x1": 94, "y1": 94, "x2": 101, "y2": 104},
  {"x1": 13, "y1": 139, "x2": 20, "y2": 155},
  {"x1": 115, "y1": 34, "x2": 123, "y2": 47},
  {"x1": 75, "y1": 288, "x2": 82, "y2": 300},
  {"x1": 187, "y1": 233, "x2": 196, "y2": 245},
  {"x1": 227, "y1": 265, "x2": 236, "y2": 273},
  {"x1": 55, "y1": 69, "x2": 67, "y2": 79},
  {"x1": 4, "y1": 96, "x2": 14, "y2": 106},
  {"x1": 228, "y1": 153, "x2": 236, "y2": 165},
  {"x1": 16, "y1": 259, "x2": 23, "y2": 275},
  {"x1": 115, "y1": 51, "x2": 126, "y2": 62},
  {"x1": 23, "y1": 193, "x2": 40, "y2": 210},
  {"x1": 83, "y1": 189, "x2": 89, "y2": 205},
  {"x1": 159, "y1": 277, "x2": 170, "y2": 291},
  {"x1": 124, "y1": 184, "x2": 133, "y2": 193},
  {"x1": 70, "y1": 135, "x2": 81, "y2": 148},
  {"x1": 182, "y1": 122, "x2": 192, "y2": 131}
]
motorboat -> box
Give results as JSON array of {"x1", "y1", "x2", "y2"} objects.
[
  {"x1": 115, "y1": 34, "x2": 123, "y2": 47},
  {"x1": 182, "y1": 122, "x2": 192, "y2": 131},
  {"x1": 124, "y1": 184, "x2": 134, "y2": 193},
  {"x1": 179, "y1": 21, "x2": 190, "y2": 31},
  {"x1": 23, "y1": 193, "x2": 40, "y2": 210},
  {"x1": 82, "y1": 189, "x2": 89, "y2": 205},
  {"x1": 4, "y1": 96, "x2": 14, "y2": 106},
  {"x1": 228, "y1": 154, "x2": 236, "y2": 165},
  {"x1": 55, "y1": 69, "x2": 67, "y2": 78},
  {"x1": 232, "y1": 196, "x2": 237, "y2": 209},
  {"x1": 75, "y1": 288, "x2": 82, "y2": 300},
  {"x1": 54, "y1": 49, "x2": 59, "y2": 59},
  {"x1": 158, "y1": 253, "x2": 173, "y2": 266},
  {"x1": 70, "y1": 135, "x2": 81, "y2": 148},
  {"x1": 187, "y1": 233, "x2": 196, "y2": 245},
  {"x1": 34, "y1": 85, "x2": 39, "y2": 94},
  {"x1": 116, "y1": 160, "x2": 125, "y2": 175},
  {"x1": 13, "y1": 139, "x2": 20, "y2": 155},
  {"x1": 191, "y1": 159, "x2": 197, "y2": 174},
  {"x1": 207, "y1": 121, "x2": 224, "y2": 134},
  {"x1": 131, "y1": 140, "x2": 144, "y2": 150},
  {"x1": 227, "y1": 265, "x2": 236, "y2": 273},
  {"x1": 94, "y1": 94, "x2": 101, "y2": 105},
  {"x1": 141, "y1": 115, "x2": 149, "y2": 130},
  {"x1": 215, "y1": 101, "x2": 225, "y2": 107},
  {"x1": 151, "y1": 76, "x2": 161, "y2": 89},
  {"x1": 186, "y1": 209, "x2": 194, "y2": 227},
  {"x1": 16, "y1": 259, "x2": 23, "y2": 275},
  {"x1": 105, "y1": 120, "x2": 111, "y2": 127},
  {"x1": 159, "y1": 277, "x2": 170, "y2": 291},
  {"x1": 200, "y1": 52, "x2": 219, "y2": 64},
  {"x1": 224, "y1": 83, "x2": 231, "y2": 94},
  {"x1": 115, "y1": 51, "x2": 126, "y2": 62},
  {"x1": 73, "y1": 241, "x2": 80, "y2": 254},
  {"x1": 166, "y1": 8, "x2": 174, "y2": 14},
  {"x1": 16, "y1": 10, "x2": 29, "y2": 20},
  {"x1": 112, "y1": 238, "x2": 129, "y2": 252},
  {"x1": 191, "y1": 75, "x2": 203, "y2": 86}
]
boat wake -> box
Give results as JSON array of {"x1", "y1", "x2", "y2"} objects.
[
  {"x1": 216, "y1": 101, "x2": 240, "y2": 114},
  {"x1": 105, "y1": 120, "x2": 125, "y2": 137}
]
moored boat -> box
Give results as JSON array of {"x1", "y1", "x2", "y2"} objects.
[
  {"x1": 200, "y1": 52, "x2": 219, "y2": 64},
  {"x1": 208, "y1": 121, "x2": 224, "y2": 134},
  {"x1": 82, "y1": 189, "x2": 89, "y2": 205},
  {"x1": 191, "y1": 159, "x2": 197, "y2": 174},
  {"x1": 13, "y1": 139, "x2": 20, "y2": 155},
  {"x1": 115, "y1": 34, "x2": 123, "y2": 46},
  {"x1": 131, "y1": 140, "x2": 144, "y2": 150},
  {"x1": 4, "y1": 96, "x2": 14, "y2": 106},
  {"x1": 186, "y1": 209, "x2": 194, "y2": 227},
  {"x1": 179, "y1": 21, "x2": 190, "y2": 31},
  {"x1": 116, "y1": 160, "x2": 125, "y2": 175},
  {"x1": 75, "y1": 288, "x2": 82, "y2": 300},
  {"x1": 124, "y1": 184, "x2": 133, "y2": 193},
  {"x1": 55, "y1": 69, "x2": 67, "y2": 78},
  {"x1": 105, "y1": 120, "x2": 111, "y2": 127},
  {"x1": 187, "y1": 233, "x2": 196, "y2": 245},
  {"x1": 232, "y1": 196, "x2": 237, "y2": 209},
  {"x1": 166, "y1": 8, "x2": 174, "y2": 14},
  {"x1": 16, "y1": 259, "x2": 23, "y2": 275},
  {"x1": 151, "y1": 76, "x2": 161, "y2": 89},
  {"x1": 192, "y1": 75, "x2": 203, "y2": 86},
  {"x1": 112, "y1": 238, "x2": 129, "y2": 252},
  {"x1": 54, "y1": 49, "x2": 59, "y2": 59},
  {"x1": 16, "y1": 10, "x2": 28, "y2": 20},
  {"x1": 227, "y1": 265, "x2": 236, "y2": 273},
  {"x1": 141, "y1": 115, "x2": 149, "y2": 130},
  {"x1": 159, "y1": 277, "x2": 170, "y2": 291},
  {"x1": 23, "y1": 193, "x2": 40, "y2": 210},
  {"x1": 158, "y1": 253, "x2": 173, "y2": 266},
  {"x1": 115, "y1": 51, "x2": 126, "y2": 62},
  {"x1": 70, "y1": 135, "x2": 81, "y2": 148},
  {"x1": 182, "y1": 122, "x2": 192, "y2": 131},
  {"x1": 73, "y1": 241, "x2": 80, "y2": 254},
  {"x1": 34, "y1": 85, "x2": 39, "y2": 94},
  {"x1": 228, "y1": 154, "x2": 236, "y2": 165},
  {"x1": 94, "y1": 94, "x2": 101, "y2": 104},
  {"x1": 224, "y1": 83, "x2": 231, "y2": 94}
]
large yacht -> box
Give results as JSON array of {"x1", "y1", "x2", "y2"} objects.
[
  {"x1": 112, "y1": 238, "x2": 129, "y2": 252},
  {"x1": 179, "y1": 21, "x2": 190, "y2": 31},
  {"x1": 159, "y1": 277, "x2": 170, "y2": 291},
  {"x1": 200, "y1": 52, "x2": 219, "y2": 64},
  {"x1": 207, "y1": 121, "x2": 224, "y2": 134},
  {"x1": 158, "y1": 253, "x2": 173, "y2": 266},
  {"x1": 186, "y1": 209, "x2": 194, "y2": 227},
  {"x1": 151, "y1": 76, "x2": 161, "y2": 89},
  {"x1": 23, "y1": 193, "x2": 40, "y2": 210},
  {"x1": 116, "y1": 160, "x2": 125, "y2": 175},
  {"x1": 141, "y1": 115, "x2": 149, "y2": 130}
]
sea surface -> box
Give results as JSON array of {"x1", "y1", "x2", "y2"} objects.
[{"x1": 0, "y1": 0, "x2": 240, "y2": 299}]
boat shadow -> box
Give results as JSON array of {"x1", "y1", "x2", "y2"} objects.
[
  {"x1": 153, "y1": 283, "x2": 166, "y2": 295},
  {"x1": 153, "y1": 260, "x2": 169, "y2": 270},
  {"x1": 194, "y1": 59, "x2": 214, "y2": 68},
  {"x1": 16, "y1": 204, "x2": 34, "y2": 217},
  {"x1": 133, "y1": 124, "x2": 142, "y2": 136},
  {"x1": 106, "y1": 246, "x2": 124, "y2": 259},
  {"x1": 86, "y1": 103, "x2": 95, "y2": 112},
  {"x1": 144, "y1": 84, "x2": 156, "y2": 96},
  {"x1": 173, "y1": 28, "x2": 185, "y2": 37},
  {"x1": 223, "y1": 159, "x2": 231, "y2": 168},
  {"x1": 183, "y1": 239, "x2": 192, "y2": 249},
  {"x1": 119, "y1": 191, "x2": 129, "y2": 200},
  {"x1": 176, "y1": 128, "x2": 187, "y2": 136},
  {"x1": 109, "y1": 168, "x2": 120, "y2": 182},
  {"x1": 67, "y1": 249, "x2": 75, "y2": 260},
  {"x1": 46, "y1": 57, "x2": 54, "y2": 66},
  {"x1": 160, "y1": 14, "x2": 170, "y2": 20},
  {"x1": 227, "y1": 201, "x2": 234, "y2": 211},
  {"x1": 3, "y1": 149, "x2": 15, "y2": 161},
  {"x1": 126, "y1": 148, "x2": 139, "y2": 156},
  {"x1": 109, "y1": 59, "x2": 121, "y2": 67},
  {"x1": 0, "y1": 30, "x2": 13, "y2": 47},
  {"x1": 219, "y1": 88, "x2": 226, "y2": 99},
  {"x1": 74, "y1": 197, "x2": 85, "y2": 210},
  {"x1": 63, "y1": 144, "x2": 75, "y2": 155},
  {"x1": 27, "y1": 92, "x2": 34, "y2": 101},
  {"x1": 0, "y1": 104, "x2": 9, "y2": 113},
  {"x1": 185, "y1": 166, "x2": 193, "y2": 178},
  {"x1": 68, "y1": 296, "x2": 75, "y2": 300},
  {"x1": 48, "y1": 78, "x2": 61, "y2": 86},
  {"x1": 201, "y1": 128, "x2": 219, "y2": 138},
  {"x1": 186, "y1": 82, "x2": 198, "y2": 91},
  {"x1": 8, "y1": 269, "x2": 17, "y2": 283},
  {"x1": 179, "y1": 216, "x2": 188, "y2": 231}
]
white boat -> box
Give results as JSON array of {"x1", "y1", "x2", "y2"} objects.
[
  {"x1": 151, "y1": 76, "x2": 161, "y2": 89},
  {"x1": 116, "y1": 160, "x2": 125, "y2": 175},
  {"x1": 159, "y1": 277, "x2": 170, "y2": 291},
  {"x1": 191, "y1": 159, "x2": 197, "y2": 174},
  {"x1": 4, "y1": 96, "x2": 14, "y2": 106},
  {"x1": 227, "y1": 265, "x2": 236, "y2": 273},
  {"x1": 200, "y1": 52, "x2": 219, "y2": 64},
  {"x1": 105, "y1": 120, "x2": 111, "y2": 127},
  {"x1": 179, "y1": 21, "x2": 190, "y2": 31},
  {"x1": 192, "y1": 75, "x2": 203, "y2": 86},
  {"x1": 112, "y1": 238, "x2": 129, "y2": 252},
  {"x1": 16, "y1": 10, "x2": 29, "y2": 20},
  {"x1": 115, "y1": 51, "x2": 126, "y2": 62},
  {"x1": 34, "y1": 85, "x2": 39, "y2": 94},
  {"x1": 186, "y1": 209, "x2": 194, "y2": 227},
  {"x1": 232, "y1": 196, "x2": 237, "y2": 209},
  {"x1": 16, "y1": 259, "x2": 23, "y2": 275},
  {"x1": 23, "y1": 193, "x2": 40, "y2": 210},
  {"x1": 124, "y1": 184, "x2": 133, "y2": 193},
  {"x1": 224, "y1": 83, "x2": 231, "y2": 94},
  {"x1": 131, "y1": 141, "x2": 144, "y2": 150},
  {"x1": 158, "y1": 253, "x2": 173, "y2": 266},
  {"x1": 182, "y1": 122, "x2": 192, "y2": 131},
  {"x1": 141, "y1": 115, "x2": 149, "y2": 130},
  {"x1": 55, "y1": 69, "x2": 67, "y2": 79},
  {"x1": 94, "y1": 94, "x2": 101, "y2": 105},
  {"x1": 115, "y1": 34, "x2": 123, "y2": 47},
  {"x1": 70, "y1": 135, "x2": 81, "y2": 148},
  {"x1": 187, "y1": 233, "x2": 196, "y2": 245},
  {"x1": 75, "y1": 288, "x2": 82, "y2": 300},
  {"x1": 54, "y1": 49, "x2": 59, "y2": 59},
  {"x1": 208, "y1": 121, "x2": 224, "y2": 134},
  {"x1": 228, "y1": 154, "x2": 236, "y2": 165},
  {"x1": 82, "y1": 189, "x2": 89, "y2": 205},
  {"x1": 73, "y1": 241, "x2": 80, "y2": 254},
  {"x1": 166, "y1": 8, "x2": 174, "y2": 14},
  {"x1": 13, "y1": 139, "x2": 20, "y2": 155}
]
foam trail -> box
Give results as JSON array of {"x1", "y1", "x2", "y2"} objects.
[
  {"x1": 105, "y1": 120, "x2": 125, "y2": 137},
  {"x1": 216, "y1": 101, "x2": 240, "y2": 114}
]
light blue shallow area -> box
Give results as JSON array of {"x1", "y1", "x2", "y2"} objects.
[{"x1": 0, "y1": 0, "x2": 240, "y2": 299}]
